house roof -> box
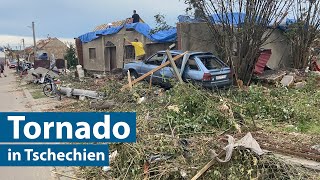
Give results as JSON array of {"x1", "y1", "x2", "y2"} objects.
[
  {"x1": 93, "y1": 19, "x2": 128, "y2": 31},
  {"x1": 178, "y1": 13, "x2": 295, "y2": 30},
  {"x1": 79, "y1": 22, "x2": 177, "y2": 43},
  {"x1": 24, "y1": 37, "x2": 66, "y2": 54},
  {"x1": 36, "y1": 37, "x2": 59, "y2": 49},
  {"x1": 93, "y1": 18, "x2": 145, "y2": 32}
]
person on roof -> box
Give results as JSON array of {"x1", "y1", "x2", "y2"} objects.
[
  {"x1": 125, "y1": 37, "x2": 146, "y2": 61},
  {"x1": 132, "y1": 10, "x2": 140, "y2": 23}
]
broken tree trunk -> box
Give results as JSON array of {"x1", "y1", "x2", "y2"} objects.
[
  {"x1": 165, "y1": 50, "x2": 184, "y2": 83},
  {"x1": 121, "y1": 51, "x2": 188, "y2": 91}
]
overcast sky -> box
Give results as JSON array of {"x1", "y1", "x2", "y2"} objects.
[{"x1": 0, "y1": 0, "x2": 188, "y2": 47}]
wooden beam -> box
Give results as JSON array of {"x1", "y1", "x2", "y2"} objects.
[
  {"x1": 121, "y1": 51, "x2": 188, "y2": 91},
  {"x1": 127, "y1": 70, "x2": 132, "y2": 90},
  {"x1": 191, "y1": 159, "x2": 216, "y2": 180},
  {"x1": 166, "y1": 50, "x2": 184, "y2": 83}
]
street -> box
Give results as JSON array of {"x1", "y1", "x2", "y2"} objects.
[{"x1": 0, "y1": 67, "x2": 54, "y2": 180}]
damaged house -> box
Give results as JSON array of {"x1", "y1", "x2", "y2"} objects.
[
  {"x1": 26, "y1": 37, "x2": 68, "y2": 61},
  {"x1": 76, "y1": 19, "x2": 177, "y2": 73},
  {"x1": 177, "y1": 14, "x2": 293, "y2": 73}
]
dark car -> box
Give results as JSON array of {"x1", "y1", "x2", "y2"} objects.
[
  {"x1": 9, "y1": 60, "x2": 17, "y2": 69},
  {"x1": 123, "y1": 50, "x2": 232, "y2": 88}
]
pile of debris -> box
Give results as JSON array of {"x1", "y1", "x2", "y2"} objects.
[
  {"x1": 255, "y1": 68, "x2": 315, "y2": 88},
  {"x1": 75, "y1": 131, "x2": 319, "y2": 179},
  {"x1": 41, "y1": 50, "x2": 320, "y2": 179}
]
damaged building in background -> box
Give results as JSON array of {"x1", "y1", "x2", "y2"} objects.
[
  {"x1": 76, "y1": 13, "x2": 295, "y2": 74},
  {"x1": 177, "y1": 14, "x2": 293, "y2": 73},
  {"x1": 26, "y1": 37, "x2": 68, "y2": 61},
  {"x1": 76, "y1": 19, "x2": 177, "y2": 73}
]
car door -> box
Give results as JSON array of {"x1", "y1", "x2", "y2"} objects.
[
  {"x1": 183, "y1": 57, "x2": 203, "y2": 83},
  {"x1": 140, "y1": 53, "x2": 165, "y2": 83}
]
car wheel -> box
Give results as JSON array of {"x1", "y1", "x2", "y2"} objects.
[{"x1": 130, "y1": 70, "x2": 139, "y2": 80}]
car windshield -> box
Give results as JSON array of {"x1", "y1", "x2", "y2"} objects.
[{"x1": 198, "y1": 56, "x2": 225, "y2": 70}]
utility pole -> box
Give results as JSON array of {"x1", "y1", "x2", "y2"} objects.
[
  {"x1": 32, "y1": 22, "x2": 37, "y2": 62},
  {"x1": 22, "y1": 38, "x2": 25, "y2": 58}
]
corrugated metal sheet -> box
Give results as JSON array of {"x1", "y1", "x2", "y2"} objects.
[{"x1": 254, "y1": 49, "x2": 272, "y2": 74}]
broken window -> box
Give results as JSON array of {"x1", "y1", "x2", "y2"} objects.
[
  {"x1": 188, "y1": 58, "x2": 200, "y2": 71},
  {"x1": 198, "y1": 56, "x2": 224, "y2": 70},
  {"x1": 146, "y1": 53, "x2": 164, "y2": 66},
  {"x1": 89, "y1": 48, "x2": 96, "y2": 59},
  {"x1": 125, "y1": 46, "x2": 135, "y2": 59}
]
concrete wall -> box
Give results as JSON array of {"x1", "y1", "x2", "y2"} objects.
[
  {"x1": 177, "y1": 22, "x2": 216, "y2": 53},
  {"x1": 42, "y1": 39, "x2": 68, "y2": 59},
  {"x1": 261, "y1": 29, "x2": 291, "y2": 69},
  {"x1": 177, "y1": 22, "x2": 292, "y2": 69},
  {"x1": 145, "y1": 42, "x2": 175, "y2": 57},
  {"x1": 82, "y1": 38, "x2": 105, "y2": 71}
]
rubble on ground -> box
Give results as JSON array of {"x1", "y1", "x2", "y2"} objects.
[
  {"x1": 280, "y1": 75, "x2": 295, "y2": 87},
  {"x1": 50, "y1": 72, "x2": 320, "y2": 179},
  {"x1": 255, "y1": 68, "x2": 315, "y2": 89},
  {"x1": 24, "y1": 66, "x2": 320, "y2": 179}
]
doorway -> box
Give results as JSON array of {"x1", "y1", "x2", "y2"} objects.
[{"x1": 105, "y1": 46, "x2": 117, "y2": 71}]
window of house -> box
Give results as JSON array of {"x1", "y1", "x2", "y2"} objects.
[
  {"x1": 125, "y1": 46, "x2": 135, "y2": 59},
  {"x1": 188, "y1": 58, "x2": 200, "y2": 71},
  {"x1": 89, "y1": 48, "x2": 96, "y2": 59},
  {"x1": 146, "y1": 53, "x2": 164, "y2": 66}
]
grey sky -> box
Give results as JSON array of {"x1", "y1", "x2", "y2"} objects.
[{"x1": 0, "y1": 0, "x2": 188, "y2": 39}]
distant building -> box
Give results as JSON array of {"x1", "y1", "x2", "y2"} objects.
[{"x1": 26, "y1": 37, "x2": 68, "y2": 61}]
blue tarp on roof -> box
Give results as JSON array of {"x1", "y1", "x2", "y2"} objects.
[
  {"x1": 211, "y1": 13, "x2": 246, "y2": 27},
  {"x1": 96, "y1": 26, "x2": 124, "y2": 36},
  {"x1": 179, "y1": 13, "x2": 295, "y2": 31},
  {"x1": 178, "y1": 13, "x2": 246, "y2": 26},
  {"x1": 78, "y1": 22, "x2": 177, "y2": 43},
  {"x1": 78, "y1": 31, "x2": 99, "y2": 43},
  {"x1": 178, "y1": 15, "x2": 205, "y2": 23},
  {"x1": 125, "y1": 23, "x2": 177, "y2": 43}
]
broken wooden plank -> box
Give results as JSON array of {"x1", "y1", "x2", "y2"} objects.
[
  {"x1": 127, "y1": 70, "x2": 133, "y2": 90},
  {"x1": 191, "y1": 159, "x2": 216, "y2": 180},
  {"x1": 166, "y1": 50, "x2": 184, "y2": 83},
  {"x1": 121, "y1": 51, "x2": 188, "y2": 91}
]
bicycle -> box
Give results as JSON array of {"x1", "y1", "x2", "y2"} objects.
[{"x1": 42, "y1": 70, "x2": 62, "y2": 100}]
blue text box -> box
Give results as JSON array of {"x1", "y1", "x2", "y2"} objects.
[
  {"x1": 0, "y1": 144, "x2": 109, "y2": 166},
  {"x1": 0, "y1": 112, "x2": 136, "y2": 143}
]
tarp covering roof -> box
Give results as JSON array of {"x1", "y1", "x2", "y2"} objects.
[
  {"x1": 211, "y1": 13, "x2": 246, "y2": 27},
  {"x1": 78, "y1": 22, "x2": 177, "y2": 43},
  {"x1": 178, "y1": 13, "x2": 295, "y2": 30},
  {"x1": 178, "y1": 13, "x2": 247, "y2": 26},
  {"x1": 125, "y1": 23, "x2": 177, "y2": 43}
]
